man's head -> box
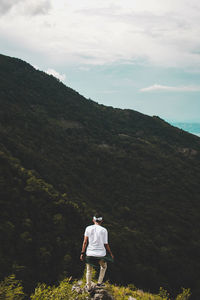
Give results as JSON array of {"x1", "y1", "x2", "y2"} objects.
[{"x1": 93, "y1": 213, "x2": 103, "y2": 224}]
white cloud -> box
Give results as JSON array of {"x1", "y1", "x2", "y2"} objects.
[
  {"x1": 1, "y1": 0, "x2": 200, "y2": 68},
  {"x1": 46, "y1": 68, "x2": 66, "y2": 82},
  {"x1": 0, "y1": 0, "x2": 51, "y2": 16},
  {"x1": 140, "y1": 84, "x2": 200, "y2": 92},
  {"x1": 23, "y1": 0, "x2": 51, "y2": 16},
  {"x1": 0, "y1": 0, "x2": 10, "y2": 14},
  {"x1": 0, "y1": 0, "x2": 22, "y2": 15}
]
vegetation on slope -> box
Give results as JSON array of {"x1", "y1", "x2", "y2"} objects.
[
  {"x1": 0, "y1": 274, "x2": 191, "y2": 300},
  {"x1": 0, "y1": 53, "x2": 200, "y2": 298},
  {"x1": 0, "y1": 150, "x2": 86, "y2": 290}
]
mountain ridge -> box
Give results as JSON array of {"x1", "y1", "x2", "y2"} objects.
[{"x1": 0, "y1": 53, "x2": 200, "y2": 299}]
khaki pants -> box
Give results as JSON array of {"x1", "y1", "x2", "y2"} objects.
[{"x1": 86, "y1": 260, "x2": 107, "y2": 289}]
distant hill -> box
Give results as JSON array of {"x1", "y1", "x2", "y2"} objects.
[
  {"x1": 0, "y1": 53, "x2": 200, "y2": 299},
  {"x1": 172, "y1": 122, "x2": 200, "y2": 136}
]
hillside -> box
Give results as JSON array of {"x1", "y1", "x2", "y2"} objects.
[{"x1": 0, "y1": 53, "x2": 200, "y2": 299}]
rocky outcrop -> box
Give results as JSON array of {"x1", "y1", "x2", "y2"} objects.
[
  {"x1": 90, "y1": 287, "x2": 114, "y2": 300},
  {"x1": 72, "y1": 281, "x2": 114, "y2": 300}
]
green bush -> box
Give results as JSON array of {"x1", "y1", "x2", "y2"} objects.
[
  {"x1": 176, "y1": 288, "x2": 191, "y2": 300},
  {"x1": 30, "y1": 278, "x2": 87, "y2": 300},
  {"x1": 0, "y1": 275, "x2": 25, "y2": 300}
]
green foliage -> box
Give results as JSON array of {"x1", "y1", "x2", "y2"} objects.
[
  {"x1": 0, "y1": 150, "x2": 85, "y2": 290},
  {"x1": 158, "y1": 287, "x2": 170, "y2": 299},
  {"x1": 176, "y1": 288, "x2": 191, "y2": 300},
  {"x1": 108, "y1": 284, "x2": 171, "y2": 300},
  {"x1": 0, "y1": 275, "x2": 25, "y2": 300},
  {"x1": 30, "y1": 279, "x2": 87, "y2": 300},
  {"x1": 107, "y1": 284, "x2": 191, "y2": 300},
  {"x1": 0, "y1": 275, "x2": 191, "y2": 300}
]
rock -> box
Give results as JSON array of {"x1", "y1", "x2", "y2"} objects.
[
  {"x1": 71, "y1": 284, "x2": 82, "y2": 294},
  {"x1": 72, "y1": 282, "x2": 114, "y2": 300},
  {"x1": 90, "y1": 286, "x2": 114, "y2": 300}
]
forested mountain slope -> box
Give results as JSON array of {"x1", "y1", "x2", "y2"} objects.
[{"x1": 0, "y1": 53, "x2": 200, "y2": 299}]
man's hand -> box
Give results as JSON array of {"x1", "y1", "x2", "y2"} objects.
[
  {"x1": 80, "y1": 254, "x2": 84, "y2": 261},
  {"x1": 105, "y1": 243, "x2": 114, "y2": 260},
  {"x1": 110, "y1": 253, "x2": 114, "y2": 260},
  {"x1": 80, "y1": 236, "x2": 88, "y2": 261}
]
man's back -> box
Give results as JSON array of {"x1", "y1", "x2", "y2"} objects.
[
  {"x1": 85, "y1": 224, "x2": 108, "y2": 257},
  {"x1": 80, "y1": 215, "x2": 114, "y2": 291}
]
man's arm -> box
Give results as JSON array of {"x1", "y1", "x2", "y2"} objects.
[
  {"x1": 104, "y1": 243, "x2": 114, "y2": 259},
  {"x1": 80, "y1": 236, "x2": 88, "y2": 261}
]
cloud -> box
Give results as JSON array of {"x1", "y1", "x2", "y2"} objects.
[
  {"x1": 1, "y1": 0, "x2": 200, "y2": 68},
  {"x1": 140, "y1": 84, "x2": 200, "y2": 92},
  {"x1": 0, "y1": 0, "x2": 23, "y2": 15},
  {"x1": 69, "y1": 0, "x2": 200, "y2": 67},
  {"x1": 46, "y1": 68, "x2": 66, "y2": 82},
  {"x1": 0, "y1": 0, "x2": 51, "y2": 16},
  {"x1": 23, "y1": 0, "x2": 51, "y2": 16}
]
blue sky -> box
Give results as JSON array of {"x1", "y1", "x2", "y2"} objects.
[{"x1": 0, "y1": 0, "x2": 200, "y2": 123}]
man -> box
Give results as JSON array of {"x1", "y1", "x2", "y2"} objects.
[{"x1": 80, "y1": 213, "x2": 114, "y2": 292}]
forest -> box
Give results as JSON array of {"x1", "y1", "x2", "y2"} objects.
[{"x1": 0, "y1": 53, "x2": 200, "y2": 299}]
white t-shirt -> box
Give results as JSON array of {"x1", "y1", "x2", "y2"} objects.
[{"x1": 84, "y1": 224, "x2": 108, "y2": 257}]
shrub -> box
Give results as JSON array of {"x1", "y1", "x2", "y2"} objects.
[
  {"x1": 30, "y1": 278, "x2": 87, "y2": 300},
  {"x1": 0, "y1": 274, "x2": 25, "y2": 300}
]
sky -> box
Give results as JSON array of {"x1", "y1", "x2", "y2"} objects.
[{"x1": 0, "y1": 0, "x2": 200, "y2": 123}]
